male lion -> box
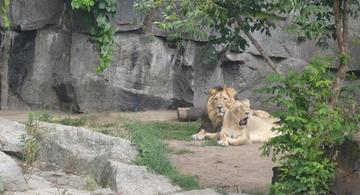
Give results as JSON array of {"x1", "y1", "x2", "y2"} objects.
[
  {"x1": 191, "y1": 86, "x2": 237, "y2": 140},
  {"x1": 218, "y1": 99, "x2": 279, "y2": 146}
]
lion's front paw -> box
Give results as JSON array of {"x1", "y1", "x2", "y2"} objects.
[
  {"x1": 192, "y1": 129, "x2": 206, "y2": 140},
  {"x1": 217, "y1": 140, "x2": 229, "y2": 146},
  {"x1": 192, "y1": 134, "x2": 205, "y2": 140}
]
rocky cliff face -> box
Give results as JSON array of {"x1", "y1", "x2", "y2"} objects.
[{"x1": 0, "y1": 0, "x2": 359, "y2": 112}]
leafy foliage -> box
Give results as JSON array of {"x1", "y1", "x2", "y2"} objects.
[
  {"x1": 260, "y1": 57, "x2": 360, "y2": 194},
  {"x1": 71, "y1": 0, "x2": 117, "y2": 73},
  {"x1": 0, "y1": 0, "x2": 10, "y2": 28},
  {"x1": 135, "y1": 0, "x2": 279, "y2": 51},
  {"x1": 275, "y1": 0, "x2": 360, "y2": 48}
]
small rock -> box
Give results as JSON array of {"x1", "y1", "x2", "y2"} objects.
[
  {"x1": 0, "y1": 117, "x2": 25, "y2": 156},
  {"x1": 101, "y1": 160, "x2": 181, "y2": 195},
  {"x1": 0, "y1": 151, "x2": 27, "y2": 191}
]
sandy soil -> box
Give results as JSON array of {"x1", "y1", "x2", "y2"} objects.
[
  {"x1": 167, "y1": 140, "x2": 274, "y2": 194},
  {"x1": 0, "y1": 109, "x2": 274, "y2": 193}
]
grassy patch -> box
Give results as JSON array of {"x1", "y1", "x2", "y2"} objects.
[
  {"x1": 124, "y1": 122, "x2": 200, "y2": 190},
  {"x1": 57, "y1": 116, "x2": 88, "y2": 126},
  {"x1": 33, "y1": 110, "x2": 53, "y2": 122},
  {"x1": 90, "y1": 121, "x2": 132, "y2": 140},
  {"x1": 33, "y1": 111, "x2": 87, "y2": 127},
  {"x1": 125, "y1": 121, "x2": 200, "y2": 141},
  {"x1": 201, "y1": 139, "x2": 218, "y2": 146}
]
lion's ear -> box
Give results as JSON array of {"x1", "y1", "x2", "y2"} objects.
[
  {"x1": 209, "y1": 88, "x2": 219, "y2": 97},
  {"x1": 242, "y1": 99, "x2": 250, "y2": 107},
  {"x1": 225, "y1": 87, "x2": 237, "y2": 98}
]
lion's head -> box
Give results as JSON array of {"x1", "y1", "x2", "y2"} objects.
[
  {"x1": 207, "y1": 86, "x2": 237, "y2": 127},
  {"x1": 230, "y1": 99, "x2": 251, "y2": 127}
]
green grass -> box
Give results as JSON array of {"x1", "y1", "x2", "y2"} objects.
[
  {"x1": 201, "y1": 139, "x2": 219, "y2": 146},
  {"x1": 90, "y1": 122, "x2": 132, "y2": 140},
  {"x1": 124, "y1": 122, "x2": 200, "y2": 190},
  {"x1": 33, "y1": 110, "x2": 53, "y2": 122},
  {"x1": 33, "y1": 111, "x2": 88, "y2": 127},
  {"x1": 126, "y1": 121, "x2": 200, "y2": 141},
  {"x1": 57, "y1": 116, "x2": 87, "y2": 126}
]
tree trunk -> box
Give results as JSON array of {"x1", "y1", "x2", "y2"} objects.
[
  {"x1": 177, "y1": 107, "x2": 203, "y2": 121},
  {"x1": 329, "y1": 0, "x2": 349, "y2": 105}
]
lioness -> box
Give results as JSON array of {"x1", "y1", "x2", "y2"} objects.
[
  {"x1": 218, "y1": 99, "x2": 279, "y2": 146},
  {"x1": 191, "y1": 86, "x2": 237, "y2": 140}
]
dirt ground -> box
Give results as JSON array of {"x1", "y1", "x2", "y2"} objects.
[
  {"x1": 167, "y1": 140, "x2": 274, "y2": 194},
  {"x1": 0, "y1": 109, "x2": 274, "y2": 194}
]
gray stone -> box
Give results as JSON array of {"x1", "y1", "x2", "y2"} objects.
[
  {"x1": 11, "y1": 0, "x2": 65, "y2": 30},
  {"x1": 0, "y1": 117, "x2": 25, "y2": 156},
  {"x1": 113, "y1": 0, "x2": 145, "y2": 32},
  {"x1": 246, "y1": 24, "x2": 299, "y2": 59},
  {"x1": 70, "y1": 32, "x2": 177, "y2": 111},
  {"x1": 172, "y1": 188, "x2": 220, "y2": 195},
  {"x1": 0, "y1": 151, "x2": 27, "y2": 191},
  {"x1": 38, "y1": 171, "x2": 87, "y2": 190},
  {"x1": 100, "y1": 160, "x2": 181, "y2": 195},
  {"x1": 5, "y1": 188, "x2": 91, "y2": 195},
  {"x1": 7, "y1": 27, "x2": 74, "y2": 110},
  {"x1": 72, "y1": 0, "x2": 145, "y2": 33},
  {"x1": 91, "y1": 188, "x2": 116, "y2": 195},
  {"x1": 37, "y1": 122, "x2": 138, "y2": 180}
]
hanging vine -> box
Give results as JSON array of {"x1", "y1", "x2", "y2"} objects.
[
  {"x1": 71, "y1": 0, "x2": 117, "y2": 73},
  {"x1": 0, "y1": 0, "x2": 10, "y2": 28}
]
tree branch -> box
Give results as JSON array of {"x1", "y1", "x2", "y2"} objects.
[{"x1": 244, "y1": 31, "x2": 282, "y2": 75}]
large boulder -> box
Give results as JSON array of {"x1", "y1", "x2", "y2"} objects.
[
  {"x1": 0, "y1": 117, "x2": 25, "y2": 156},
  {"x1": 37, "y1": 122, "x2": 138, "y2": 179},
  {"x1": 0, "y1": 151, "x2": 27, "y2": 192},
  {"x1": 69, "y1": 32, "x2": 177, "y2": 111},
  {"x1": 8, "y1": 27, "x2": 75, "y2": 110},
  {"x1": 0, "y1": 0, "x2": 65, "y2": 30},
  {"x1": 100, "y1": 160, "x2": 181, "y2": 194}
]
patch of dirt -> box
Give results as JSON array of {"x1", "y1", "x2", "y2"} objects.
[{"x1": 167, "y1": 140, "x2": 274, "y2": 194}]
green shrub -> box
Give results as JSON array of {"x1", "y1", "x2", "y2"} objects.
[{"x1": 260, "y1": 57, "x2": 360, "y2": 195}]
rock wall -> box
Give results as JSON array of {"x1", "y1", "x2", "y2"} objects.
[{"x1": 0, "y1": 0, "x2": 359, "y2": 112}]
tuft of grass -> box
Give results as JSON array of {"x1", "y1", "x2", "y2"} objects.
[
  {"x1": 125, "y1": 122, "x2": 200, "y2": 190},
  {"x1": 21, "y1": 112, "x2": 44, "y2": 168},
  {"x1": 33, "y1": 110, "x2": 53, "y2": 122},
  {"x1": 58, "y1": 116, "x2": 87, "y2": 126},
  {"x1": 92, "y1": 124, "x2": 132, "y2": 140},
  {"x1": 201, "y1": 139, "x2": 219, "y2": 146},
  {"x1": 84, "y1": 175, "x2": 99, "y2": 191}
]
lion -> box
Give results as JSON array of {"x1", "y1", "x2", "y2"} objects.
[
  {"x1": 191, "y1": 86, "x2": 272, "y2": 141},
  {"x1": 191, "y1": 86, "x2": 237, "y2": 140},
  {"x1": 217, "y1": 99, "x2": 279, "y2": 146}
]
